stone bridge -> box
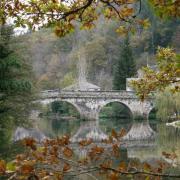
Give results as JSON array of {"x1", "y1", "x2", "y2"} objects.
[{"x1": 37, "y1": 90, "x2": 154, "y2": 120}]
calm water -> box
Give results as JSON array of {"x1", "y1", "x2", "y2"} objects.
[{"x1": 36, "y1": 116, "x2": 180, "y2": 164}]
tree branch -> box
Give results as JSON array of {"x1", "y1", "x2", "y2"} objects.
[{"x1": 103, "y1": 167, "x2": 180, "y2": 178}]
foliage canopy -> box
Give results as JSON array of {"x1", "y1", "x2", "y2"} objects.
[
  {"x1": 1, "y1": 0, "x2": 180, "y2": 37},
  {"x1": 131, "y1": 47, "x2": 180, "y2": 100}
]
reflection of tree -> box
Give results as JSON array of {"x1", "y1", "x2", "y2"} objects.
[
  {"x1": 99, "y1": 117, "x2": 132, "y2": 135},
  {"x1": 157, "y1": 124, "x2": 180, "y2": 162},
  {"x1": 37, "y1": 116, "x2": 81, "y2": 138},
  {"x1": 51, "y1": 101, "x2": 80, "y2": 118},
  {"x1": 99, "y1": 102, "x2": 132, "y2": 119}
]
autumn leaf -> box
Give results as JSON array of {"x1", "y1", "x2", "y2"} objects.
[
  {"x1": 120, "y1": 7, "x2": 134, "y2": 17},
  {"x1": 79, "y1": 139, "x2": 93, "y2": 146},
  {"x1": 23, "y1": 138, "x2": 36, "y2": 150},
  {"x1": 100, "y1": 160, "x2": 112, "y2": 170},
  {"x1": 57, "y1": 135, "x2": 70, "y2": 145},
  {"x1": 118, "y1": 161, "x2": 126, "y2": 172},
  {"x1": 108, "y1": 172, "x2": 119, "y2": 180},
  {"x1": 88, "y1": 145, "x2": 104, "y2": 160},
  {"x1": 116, "y1": 26, "x2": 127, "y2": 36},
  {"x1": 63, "y1": 163, "x2": 71, "y2": 172},
  {"x1": 119, "y1": 128, "x2": 126, "y2": 138},
  {"x1": 112, "y1": 144, "x2": 120, "y2": 157},
  {"x1": 16, "y1": 154, "x2": 26, "y2": 163},
  {"x1": 20, "y1": 161, "x2": 34, "y2": 174},
  {"x1": 143, "y1": 162, "x2": 152, "y2": 172},
  {"x1": 50, "y1": 155, "x2": 58, "y2": 164},
  {"x1": 0, "y1": 160, "x2": 6, "y2": 174},
  {"x1": 63, "y1": 147, "x2": 73, "y2": 158},
  {"x1": 91, "y1": 146, "x2": 104, "y2": 154},
  {"x1": 6, "y1": 162, "x2": 16, "y2": 172},
  {"x1": 111, "y1": 129, "x2": 118, "y2": 139},
  {"x1": 137, "y1": 19, "x2": 151, "y2": 29},
  {"x1": 78, "y1": 158, "x2": 89, "y2": 165},
  {"x1": 54, "y1": 172, "x2": 63, "y2": 180}
]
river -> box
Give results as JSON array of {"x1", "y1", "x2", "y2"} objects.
[
  {"x1": 8, "y1": 112, "x2": 180, "y2": 180},
  {"x1": 36, "y1": 116, "x2": 180, "y2": 161}
]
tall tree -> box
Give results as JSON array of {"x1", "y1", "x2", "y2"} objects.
[
  {"x1": 113, "y1": 36, "x2": 136, "y2": 90},
  {"x1": 0, "y1": 25, "x2": 33, "y2": 153}
]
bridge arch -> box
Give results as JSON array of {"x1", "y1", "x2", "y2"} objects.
[
  {"x1": 148, "y1": 107, "x2": 158, "y2": 120},
  {"x1": 39, "y1": 98, "x2": 82, "y2": 117},
  {"x1": 97, "y1": 100, "x2": 133, "y2": 119}
]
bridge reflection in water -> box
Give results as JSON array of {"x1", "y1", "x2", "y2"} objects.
[
  {"x1": 14, "y1": 117, "x2": 156, "y2": 145},
  {"x1": 69, "y1": 119, "x2": 156, "y2": 159},
  {"x1": 70, "y1": 120, "x2": 156, "y2": 143},
  {"x1": 13, "y1": 112, "x2": 180, "y2": 171}
]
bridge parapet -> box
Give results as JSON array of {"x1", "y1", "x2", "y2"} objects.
[{"x1": 40, "y1": 90, "x2": 140, "y2": 99}]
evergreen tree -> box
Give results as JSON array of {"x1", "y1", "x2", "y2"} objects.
[
  {"x1": 113, "y1": 36, "x2": 136, "y2": 90},
  {"x1": 0, "y1": 25, "x2": 33, "y2": 153}
]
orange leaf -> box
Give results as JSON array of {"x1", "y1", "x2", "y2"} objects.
[
  {"x1": 63, "y1": 163, "x2": 71, "y2": 172},
  {"x1": 112, "y1": 144, "x2": 120, "y2": 157},
  {"x1": 118, "y1": 161, "x2": 126, "y2": 171},
  {"x1": 143, "y1": 162, "x2": 152, "y2": 172},
  {"x1": 20, "y1": 161, "x2": 34, "y2": 174},
  {"x1": 119, "y1": 128, "x2": 126, "y2": 138},
  {"x1": 108, "y1": 172, "x2": 119, "y2": 180},
  {"x1": 79, "y1": 139, "x2": 92, "y2": 146},
  {"x1": 57, "y1": 136, "x2": 70, "y2": 146},
  {"x1": 63, "y1": 147, "x2": 73, "y2": 158},
  {"x1": 23, "y1": 138, "x2": 36, "y2": 150},
  {"x1": 100, "y1": 160, "x2": 112, "y2": 169},
  {"x1": 16, "y1": 154, "x2": 26, "y2": 163},
  {"x1": 78, "y1": 158, "x2": 88, "y2": 165},
  {"x1": 111, "y1": 129, "x2": 118, "y2": 139},
  {"x1": 0, "y1": 160, "x2": 6, "y2": 174}
]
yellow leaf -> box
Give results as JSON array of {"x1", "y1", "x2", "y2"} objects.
[
  {"x1": 6, "y1": 162, "x2": 16, "y2": 172},
  {"x1": 116, "y1": 26, "x2": 127, "y2": 35}
]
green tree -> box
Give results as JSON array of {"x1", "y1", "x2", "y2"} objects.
[
  {"x1": 155, "y1": 88, "x2": 180, "y2": 121},
  {"x1": 113, "y1": 36, "x2": 136, "y2": 90},
  {"x1": 131, "y1": 47, "x2": 180, "y2": 100},
  {"x1": 0, "y1": 25, "x2": 32, "y2": 152}
]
